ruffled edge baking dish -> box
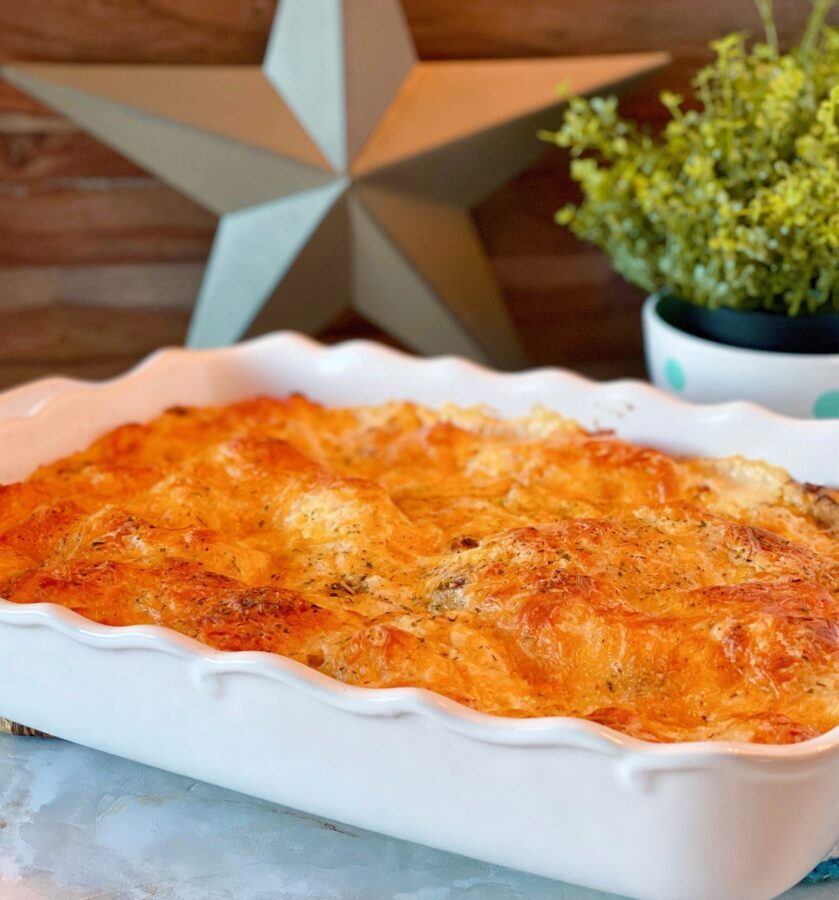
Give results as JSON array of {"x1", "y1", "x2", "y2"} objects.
[{"x1": 0, "y1": 332, "x2": 837, "y2": 900}]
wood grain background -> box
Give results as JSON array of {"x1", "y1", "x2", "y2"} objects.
[{"x1": 0, "y1": 0, "x2": 833, "y2": 389}]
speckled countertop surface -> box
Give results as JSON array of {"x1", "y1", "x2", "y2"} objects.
[{"x1": 0, "y1": 733, "x2": 835, "y2": 900}]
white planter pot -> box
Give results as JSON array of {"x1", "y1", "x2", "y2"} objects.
[{"x1": 642, "y1": 294, "x2": 839, "y2": 419}]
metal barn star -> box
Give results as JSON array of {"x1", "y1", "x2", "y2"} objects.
[{"x1": 3, "y1": 1, "x2": 666, "y2": 366}]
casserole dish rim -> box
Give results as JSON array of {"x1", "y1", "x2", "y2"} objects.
[{"x1": 1, "y1": 330, "x2": 838, "y2": 768}]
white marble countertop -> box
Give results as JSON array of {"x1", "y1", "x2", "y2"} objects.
[{"x1": 0, "y1": 733, "x2": 836, "y2": 900}]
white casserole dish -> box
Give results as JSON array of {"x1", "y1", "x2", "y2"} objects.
[{"x1": 0, "y1": 332, "x2": 837, "y2": 900}]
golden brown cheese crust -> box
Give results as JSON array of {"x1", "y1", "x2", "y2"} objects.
[{"x1": 1, "y1": 395, "x2": 838, "y2": 744}]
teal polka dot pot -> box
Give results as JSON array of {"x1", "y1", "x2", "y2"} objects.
[
  {"x1": 814, "y1": 391, "x2": 839, "y2": 419},
  {"x1": 642, "y1": 295, "x2": 839, "y2": 417},
  {"x1": 664, "y1": 358, "x2": 686, "y2": 393}
]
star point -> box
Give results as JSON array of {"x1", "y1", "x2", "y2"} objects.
[{"x1": 264, "y1": 0, "x2": 417, "y2": 171}]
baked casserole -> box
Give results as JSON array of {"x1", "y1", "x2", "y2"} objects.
[{"x1": 1, "y1": 395, "x2": 837, "y2": 745}]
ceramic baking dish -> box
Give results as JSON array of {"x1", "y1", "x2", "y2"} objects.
[{"x1": 0, "y1": 333, "x2": 837, "y2": 900}]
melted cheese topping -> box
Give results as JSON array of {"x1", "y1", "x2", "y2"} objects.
[{"x1": 1, "y1": 395, "x2": 838, "y2": 744}]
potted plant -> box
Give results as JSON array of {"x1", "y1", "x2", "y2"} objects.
[{"x1": 542, "y1": 0, "x2": 839, "y2": 418}]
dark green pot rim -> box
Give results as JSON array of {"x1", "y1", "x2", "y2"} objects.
[{"x1": 654, "y1": 294, "x2": 839, "y2": 355}]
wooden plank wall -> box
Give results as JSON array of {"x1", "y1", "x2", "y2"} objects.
[{"x1": 0, "y1": 0, "x2": 831, "y2": 388}]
